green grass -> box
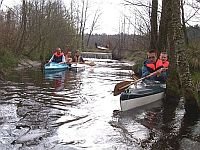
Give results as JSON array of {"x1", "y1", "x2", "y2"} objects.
[
  {"x1": 191, "y1": 71, "x2": 200, "y2": 96},
  {"x1": 0, "y1": 49, "x2": 18, "y2": 69},
  {"x1": 192, "y1": 72, "x2": 200, "y2": 81}
]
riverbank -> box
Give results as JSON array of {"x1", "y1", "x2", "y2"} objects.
[
  {"x1": 15, "y1": 59, "x2": 41, "y2": 71},
  {"x1": 0, "y1": 59, "x2": 41, "y2": 81}
]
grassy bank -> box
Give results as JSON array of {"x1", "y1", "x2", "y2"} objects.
[
  {"x1": 0, "y1": 49, "x2": 18, "y2": 70},
  {"x1": 0, "y1": 49, "x2": 18, "y2": 80},
  {"x1": 192, "y1": 72, "x2": 200, "y2": 92}
]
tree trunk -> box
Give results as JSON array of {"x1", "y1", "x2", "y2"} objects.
[
  {"x1": 86, "y1": 9, "x2": 101, "y2": 47},
  {"x1": 180, "y1": 0, "x2": 189, "y2": 46},
  {"x1": 150, "y1": 0, "x2": 158, "y2": 50},
  {"x1": 172, "y1": 0, "x2": 200, "y2": 113},
  {"x1": 15, "y1": 0, "x2": 27, "y2": 54},
  {"x1": 158, "y1": 0, "x2": 171, "y2": 51},
  {"x1": 166, "y1": 0, "x2": 180, "y2": 98}
]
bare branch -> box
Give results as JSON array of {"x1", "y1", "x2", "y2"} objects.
[{"x1": 0, "y1": 0, "x2": 3, "y2": 9}]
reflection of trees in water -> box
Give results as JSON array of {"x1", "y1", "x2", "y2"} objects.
[
  {"x1": 149, "y1": 99, "x2": 200, "y2": 149},
  {"x1": 110, "y1": 98, "x2": 200, "y2": 149},
  {"x1": 45, "y1": 70, "x2": 66, "y2": 92},
  {"x1": 15, "y1": 70, "x2": 83, "y2": 128},
  {"x1": 13, "y1": 70, "x2": 82, "y2": 146},
  {"x1": 17, "y1": 100, "x2": 53, "y2": 129},
  {"x1": 13, "y1": 98, "x2": 56, "y2": 146},
  {"x1": 45, "y1": 70, "x2": 82, "y2": 93}
]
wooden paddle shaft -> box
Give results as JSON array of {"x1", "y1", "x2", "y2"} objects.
[
  {"x1": 118, "y1": 78, "x2": 143, "y2": 90},
  {"x1": 118, "y1": 71, "x2": 158, "y2": 90}
]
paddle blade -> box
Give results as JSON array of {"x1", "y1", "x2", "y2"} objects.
[
  {"x1": 132, "y1": 74, "x2": 139, "y2": 80},
  {"x1": 113, "y1": 80, "x2": 133, "y2": 96}
]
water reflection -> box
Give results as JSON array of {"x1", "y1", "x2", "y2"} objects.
[
  {"x1": 110, "y1": 97, "x2": 200, "y2": 150},
  {"x1": 0, "y1": 59, "x2": 200, "y2": 150},
  {"x1": 44, "y1": 70, "x2": 66, "y2": 92}
]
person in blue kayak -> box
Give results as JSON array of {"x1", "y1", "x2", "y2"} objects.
[
  {"x1": 73, "y1": 50, "x2": 85, "y2": 63},
  {"x1": 48, "y1": 47, "x2": 66, "y2": 64},
  {"x1": 141, "y1": 50, "x2": 168, "y2": 83}
]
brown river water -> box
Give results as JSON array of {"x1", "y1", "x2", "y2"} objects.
[{"x1": 0, "y1": 59, "x2": 200, "y2": 150}]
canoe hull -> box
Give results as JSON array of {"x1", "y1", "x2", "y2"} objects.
[
  {"x1": 70, "y1": 63, "x2": 85, "y2": 72},
  {"x1": 120, "y1": 82, "x2": 165, "y2": 111},
  {"x1": 44, "y1": 62, "x2": 69, "y2": 72},
  {"x1": 120, "y1": 91, "x2": 165, "y2": 111}
]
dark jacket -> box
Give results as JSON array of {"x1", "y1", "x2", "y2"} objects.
[
  {"x1": 142, "y1": 59, "x2": 167, "y2": 83},
  {"x1": 50, "y1": 52, "x2": 65, "y2": 63}
]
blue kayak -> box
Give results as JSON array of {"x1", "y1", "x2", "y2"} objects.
[{"x1": 44, "y1": 62, "x2": 69, "y2": 71}]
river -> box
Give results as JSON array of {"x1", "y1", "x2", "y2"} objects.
[{"x1": 0, "y1": 59, "x2": 200, "y2": 150}]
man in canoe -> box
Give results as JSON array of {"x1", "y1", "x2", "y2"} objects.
[
  {"x1": 65, "y1": 51, "x2": 73, "y2": 65},
  {"x1": 73, "y1": 50, "x2": 85, "y2": 63},
  {"x1": 48, "y1": 48, "x2": 66, "y2": 64},
  {"x1": 142, "y1": 50, "x2": 168, "y2": 83}
]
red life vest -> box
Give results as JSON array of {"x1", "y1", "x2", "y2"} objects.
[
  {"x1": 146, "y1": 59, "x2": 163, "y2": 73},
  {"x1": 54, "y1": 52, "x2": 64, "y2": 57},
  {"x1": 52, "y1": 52, "x2": 64, "y2": 63},
  {"x1": 162, "y1": 61, "x2": 169, "y2": 68}
]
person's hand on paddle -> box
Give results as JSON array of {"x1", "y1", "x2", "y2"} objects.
[
  {"x1": 156, "y1": 67, "x2": 168, "y2": 77},
  {"x1": 156, "y1": 69, "x2": 162, "y2": 77},
  {"x1": 161, "y1": 67, "x2": 168, "y2": 72}
]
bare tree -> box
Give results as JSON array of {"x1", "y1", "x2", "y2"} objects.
[
  {"x1": 0, "y1": 0, "x2": 3, "y2": 9},
  {"x1": 78, "y1": 0, "x2": 89, "y2": 50},
  {"x1": 86, "y1": 8, "x2": 101, "y2": 47},
  {"x1": 157, "y1": 0, "x2": 171, "y2": 51},
  {"x1": 150, "y1": 0, "x2": 158, "y2": 50},
  {"x1": 15, "y1": 0, "x2": 27, "y2": 54}
]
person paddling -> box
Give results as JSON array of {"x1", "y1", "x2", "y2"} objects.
[
  {"x1": 73, "y1": 50, "x2": 85, "y2": 63},
  {"x1": 65, "y1": 51, "x2": 73, "y2": 67},
  {"x1": 48, "y1": 48, "x2": 66, "y2": 64},
  {"x1": 142, "y1": 50, "x2": 167, "y2": 83}
]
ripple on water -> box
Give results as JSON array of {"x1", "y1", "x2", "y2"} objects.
[{"x1": 0, "y1": 60, "x2": 200, "y2": 150}]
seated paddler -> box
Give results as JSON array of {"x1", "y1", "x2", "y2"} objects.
[
  {"x1": 159, "y1": 51, "x2": 169, "y2": 68},
  {"x1": 141, "y1": 50, "x2": 168, "y2": 83},
  {"x1": 48, "y1": 47, "x2": 66, "y2": 64}
]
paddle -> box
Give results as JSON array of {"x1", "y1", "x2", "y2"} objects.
[
  {"x1": 132, "y1": 74, "x2": 139, "y2": 80},
  {"x1": 84, "y1": 61, "x2": 96, "y2": 66},
  {"x1": 113, "y1": 70, "x2": 161, "y2": 96},
  {"x1": 45, "y1": 62, "x2": 51, "y2": 66},
  {"x1": 70, "y1": 61, "x2": 96, "y2": 66}
]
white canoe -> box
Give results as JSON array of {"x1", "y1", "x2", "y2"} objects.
[
  {"x1": 70, "y1": 63, "x2": 86, "y2": 72},
  {"x1": 120, "y1": 81, "x2": 166, "y2": 111}
]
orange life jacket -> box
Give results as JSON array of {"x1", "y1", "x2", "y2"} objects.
[
  {"x1": 146, "y1": 59, "x2": 163, "y2": 73},
  {"x1": 162, "y1": 60, "x2": 169, "y2": 68},
  {"x1": 54, "y1": 52, "x2": 64, "y2": 57},
  {"x1": 52, "y1": 52, "x2": 64, "y2": 63}
]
